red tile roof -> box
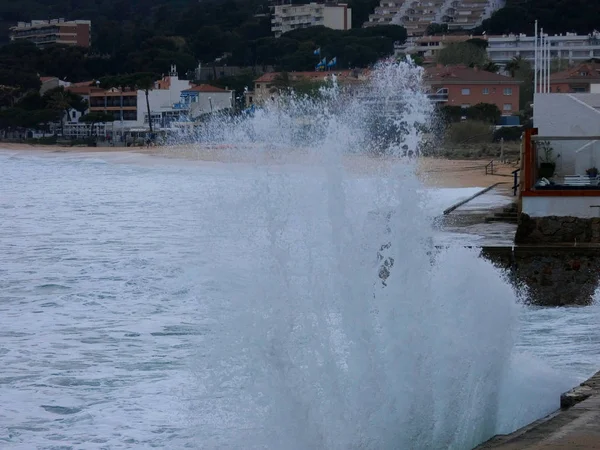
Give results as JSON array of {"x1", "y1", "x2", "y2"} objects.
[
  {"x1": 65, "y1": 81, "x2": 95, "y2": 95},
  {"x1": 425, "y1": 65, "x2": 520, "y2": 84},
  {"x1": 255, "y1": 70, "x2": 361, "y2": 83},
  {"x1": 183, "y1": 84, "x2": 230, "y2": 93},
  {"x1": 551, "y1": 62, "x2": 600, "y2": 83}
]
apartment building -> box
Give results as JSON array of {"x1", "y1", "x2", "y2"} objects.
[
  {"x1": 88, "y1": 66, "x2": 194, "y2": 132},
  {"x1": 247, "y1": 70, "x2": 367, "y2": 105},
  {"x1": 271, "y1": 2, "x2": 351, "y2": 38},
  {"x1": 364, "y1": 0, "x2": 501, "y2": 36},
  {"x1": 550, "y1": 62, "x2": 600, "y2": 93},
  {"x1": 397, "y1": 34, "x2": 485, "y2": 59},
  {"x1": 424, "y1": 65, "x2": 521, "y2": 114},
  {"x1": 487, "y1": 31, "x2": 600, "y2": 67},
  {"x1": 10, "y1": 19, "x2": 91, "y2": 48}
]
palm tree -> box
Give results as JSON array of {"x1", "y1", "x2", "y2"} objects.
[
  {"x1": 102, "y1": 73, "x2": 158, "y2": 133},
  {"x1": 505, "y1": 56, "x2": 525, "y2": 78},
  {"x1": 480, "y1": 61, "x2": 499, "y2": 73}
]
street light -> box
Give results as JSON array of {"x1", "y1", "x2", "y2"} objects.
[{"x1": 208, "y1": 96, "x2": 213, "y2": 112}]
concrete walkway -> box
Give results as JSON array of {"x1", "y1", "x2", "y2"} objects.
[{"x1": 477, "y1": 372, "x2": 600, "y2": 449}]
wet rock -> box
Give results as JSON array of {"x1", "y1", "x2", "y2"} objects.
[{"x1": 561, "y1": 385, "x2": 594, "y2": 409}]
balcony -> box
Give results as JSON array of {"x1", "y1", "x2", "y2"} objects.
[{"x1": 427, "y1": 92, "x2": 448, "y2": 103}]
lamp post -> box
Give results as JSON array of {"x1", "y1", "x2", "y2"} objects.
[{"x1": 208, "y1": 96, "x2": 213, "y2": 113}]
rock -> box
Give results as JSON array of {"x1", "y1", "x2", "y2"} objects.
[{"x1": 561, "y1": 385, "x2": 594, "y2": 409}]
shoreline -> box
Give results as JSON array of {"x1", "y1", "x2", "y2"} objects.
[
  {"x1": 0, "y1": 143, "x2": 519, "y2": 190},
  {"x1": 476, "y1": 370, "x2": 600, "y2": 449}
]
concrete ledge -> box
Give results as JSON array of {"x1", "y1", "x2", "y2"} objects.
[{"x1": 476, "y1": 371, "x2": 600, "y2": 449}]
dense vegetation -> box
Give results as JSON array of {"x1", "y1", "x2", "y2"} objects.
[
  {"x1": 477, "y1": 0, "x2": 600, "y2": 35},
  {"x1": 0, "y1": 0, "x2": 405, "y2": 86}
]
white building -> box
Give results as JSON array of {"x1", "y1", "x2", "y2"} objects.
[
  {"x1": 488, "y1": 31, "x2": 600, "y2": 67},
  {"x1": 174, "y1": 84, "x2": 235, "y2": 119},
  {"x1": 88, "y1": 66, "x2": 195, "y2": 134},
  {"x1": 271, "y1": 2, "x2": 351, "y2": 38},
  {"x1": 519, "y1": 93, "x2": 600, "y2": 220},
  {"x1": 364, "y1": 0, "x2": 502, "y2": 36},
  {"x1": 396, "y1": 34, "x2": 484, "y2": 58}
]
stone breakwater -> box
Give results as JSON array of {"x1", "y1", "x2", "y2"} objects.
[
  {"x1": 480, "y1": 246, "x2": 600, "y2": 306},
  {"x1": 516, "y1": 214, "x2": 600, "y2": 244},
  {"x1": 476, "y1": 371, "x2": 600, "y2": 449}
]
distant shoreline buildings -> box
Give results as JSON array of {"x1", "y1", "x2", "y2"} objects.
[
  {"x1": 9, "y1": 19, "x2": 91, "y2": 48},
  {"x1": 271, "y1": 2, "x2": 351, "y2": 38},
  {"x1": 364, "y1": 0, "x2": 503, "y2": 36}
]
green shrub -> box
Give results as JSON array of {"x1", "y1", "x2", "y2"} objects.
[{"x1": 446, "y1": 121, "x2": 493, "y2": 144}]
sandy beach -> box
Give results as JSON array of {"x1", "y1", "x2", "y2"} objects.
[{"x1": 0, "y1": 142, "x2": 519, "y2": 191}]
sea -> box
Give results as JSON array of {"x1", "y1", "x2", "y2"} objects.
[{"x1": 1, "y1": 149, "x2": 599, "y2": 449}]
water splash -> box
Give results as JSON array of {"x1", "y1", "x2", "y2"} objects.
[{"x1": 186, "y1": 61, "x2": 568, "y2": 449}]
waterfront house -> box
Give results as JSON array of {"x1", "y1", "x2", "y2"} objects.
[
  {"x1": 516, "y1": 92, "x2": 600, "y2": 243},
  {"x1": 87, "y1": 65, "x2": 194, "y2": 137},
  {"x1": 550, "y1": 62, "x2": 600, "y2": 93},
  {"x1": 175, "y1": 84, "x2": 234, "y2": 118},
  {"x1": 247, "y1": 70, "x2": 368, "y2": 106},
  {"x1": 423, "y1": 65, "x2": 521, "y2": 115}
]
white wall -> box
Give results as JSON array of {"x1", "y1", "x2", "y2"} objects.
[
  {"x1": 189, "y1": 91, "x2": 234, "y2": 118},
  {"x1": 134, "y1": 76, "x2": 194, "y2": 125},
  {"x1": 534, "y1": 94, "x2": 600, "y2": 137},
  {"x1": 592, "y1": 84, "x2": 600, "y2": 94},
  {"x1": 534, "y1": 94, "x2": 600, "y2": 176},
  {"x1": 523, "y1": 196, "x2": 600, "y2": 218},
  {"x1": 324, "y1": 5, "x2": 351, "y2": 30}
]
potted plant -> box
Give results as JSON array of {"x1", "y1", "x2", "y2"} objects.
[
  {"x1": 538, "y1": 140, "x2": 557, "y2": 178},
  {"x1": 587, "y1": 167, "x2": 599, "y2": 178}
]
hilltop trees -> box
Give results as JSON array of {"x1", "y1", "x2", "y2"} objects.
[
  {"x1": 0, "y1": 0, "x2": 408, "y2": 82},
  {"x1": 477, "y1": 0, "x2": 600, "y2": 35}
]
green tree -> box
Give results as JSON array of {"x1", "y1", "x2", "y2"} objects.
[
  {"x1": 505, "y1": 56, "x2": 525, "y2": 78},
  {"x1": 43, "y1": 87, "x2": 88, "y2": 135},
  {"x1": 426, "y1": 23, "x2": 449, "y2": 36},
  {"x1": 80, "y1": 112, "x2": 116, "y2": 136},
  {"x1": 466, "y1": 103, "x2": 502, "y2": 124},
  {"x1": 436, "y1": 43, "x2": 488, "y2": 67},
  {"x1": 481, "y1": 61, "x2": 499, "y2": 73}
]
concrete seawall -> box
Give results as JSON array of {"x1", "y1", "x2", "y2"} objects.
[
  {"x1": 479, "y1": 246, "x2": 600, "y2": 306},
  {"x1": 476, "y1": 371, "x2": 600, "y2": 449}
]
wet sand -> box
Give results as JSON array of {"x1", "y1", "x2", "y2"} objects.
[{"x1": 1, "y1": 143, "x2": 518, "y2": 191}]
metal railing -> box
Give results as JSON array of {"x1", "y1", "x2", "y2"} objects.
[
  {"x1": 512, "y1": 168, "x2": 520, "y2": 196},
  {"x1": 485, "y1": 160, "x2": 495, "y2": 175}
]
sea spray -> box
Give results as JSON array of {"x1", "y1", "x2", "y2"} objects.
[{"x1": 185, "y1": 60, "x2": 567, "y2": 449}]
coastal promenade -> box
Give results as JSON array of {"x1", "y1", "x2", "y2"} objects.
[{"x1": 477, "y1": 371, "x2": 600, "y2": 449}]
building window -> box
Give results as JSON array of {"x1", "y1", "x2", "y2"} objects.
[
  {"x1": 482, "y1": 88, "x2": 489, "y2": 95},
  {"x1": 503, "y1": 103, "x2": 512, "y2": 111},
  {"x1": 256, "y1": 84, "x2": 261, "y2": 89},
  {"x1": 503, "y1": 87, "x2": 513, "y2": 95},
  {"x1": 461, "y1": 88, "x2": 470, "y2": 95}
]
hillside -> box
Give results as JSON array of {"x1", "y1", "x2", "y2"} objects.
[{"x1": 479, "y1": 0, "x2": 600, "y2": 35}]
